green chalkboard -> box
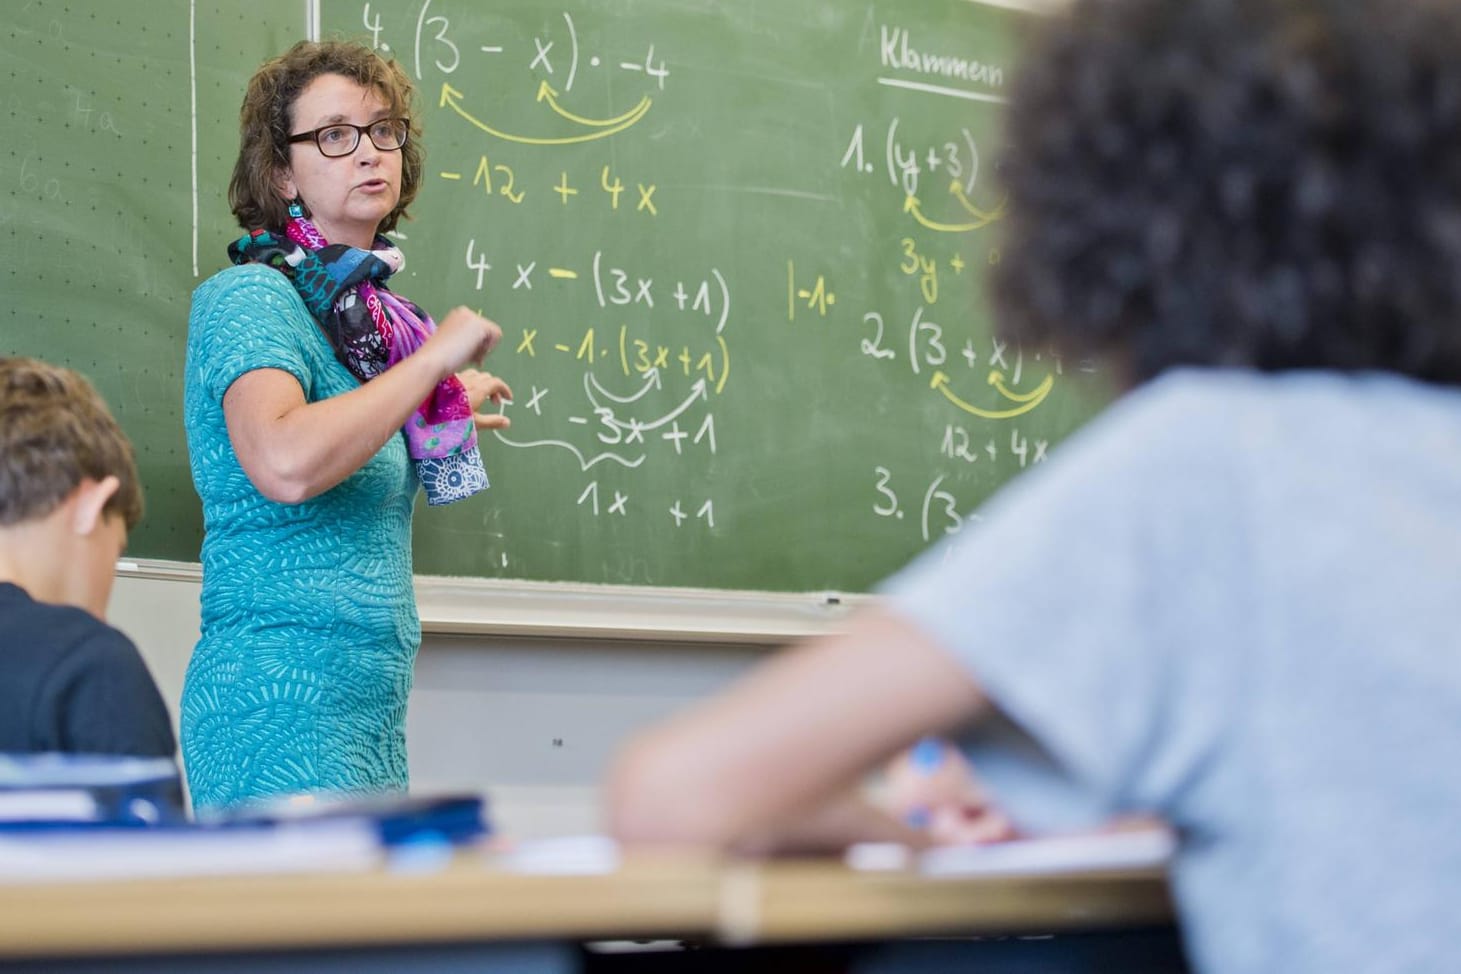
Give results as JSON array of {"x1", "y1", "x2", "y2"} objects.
[
  {"x1": 3, "y1": 0, "x2": 1111, "y2": 594},
  {"x1": 0, "y1": 0, "x2": 305, "y2": 560},
  {"x1": 319, "y1": 0, "x2": 1110, "y2": 591}
]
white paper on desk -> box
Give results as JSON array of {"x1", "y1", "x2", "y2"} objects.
[
  {"x1": 0, "y1": 790, "x2": 98, "y2": 822},
  {"x1": 493, "y1": 834, "x2": 620, "y2": 875},
  {"x1": 919, "y1": 827, "x2": 1176, "y2": 878},
  {"x1": 0, "y1": 819, "x2": 381, "y2": 884}
]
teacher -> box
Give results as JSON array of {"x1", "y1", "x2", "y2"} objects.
[{"x1": 181, "y1": 40, "x2": 511, "y2": 811}]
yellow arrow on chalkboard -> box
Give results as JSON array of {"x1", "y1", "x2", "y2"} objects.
[
  {"x1": 536, "y1": 81, "x2": 651, "y2": 129},
  {"x1": 903, "y1": 194, "x2": 986, "y2": 234},
  {"x1": 948, "y1": 179, "x2": 1007, "y2": 225},
  {"x1": 929, "y1": 369, "x2": 1053, "y2": 419},
  {"x1": 987, "y1": 369, "x2": 1050, "y2": 403},
  {"x1": 440, "y1": 82, "x2": 652, "y2": 145}
]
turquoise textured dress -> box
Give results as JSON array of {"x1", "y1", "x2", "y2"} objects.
[{"x1": 181, "y1": 263, "x2": 420, "y2": 811}]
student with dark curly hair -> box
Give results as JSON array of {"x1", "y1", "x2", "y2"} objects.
[
  {"x1": 607, "y1": 1, "x2": 1461, "y2": 970},
  {"x1": 182, "y1": 41, "x2": 512, "y2": 811}
]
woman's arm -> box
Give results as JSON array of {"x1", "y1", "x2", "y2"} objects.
[
  {"x1": 605, "y1": 606, "x2": 989, "y2": 851},
  {"x1": 223, "y1": 306, "x2": 500, "y2": 503}
]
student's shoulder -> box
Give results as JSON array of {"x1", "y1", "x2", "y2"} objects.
[
  {"x1": 1084, "y1": 369, "x2": 1282, "y2": 463},
  {"x1": 1123, "y1": 367, "x2": 1430, "y2": 450},
  {"x1": 15, "y1": 596, "x2": 137, "y2": 660},
  {"x1": 0, "y1": 589, "x2": 137, "y2": 675},
  {"x1": 37, "y1": 610, "x2": 157, "y2": 701},
  {"x1": 1042, "y1": 369, "x2": 1243, "y2": 468},
  {"x1": 40, "y1": 615, "x2": 175, "y2": 758},
  {"x1": 1114, "y1": 368, "x2": 1262, "y2": 427},
  {"x1": 1123, "y1": 367, "x2": 1383, "y2": 418}
]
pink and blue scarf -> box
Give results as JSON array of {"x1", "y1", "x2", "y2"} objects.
[{"x1": 229, "y1": 216, "x2": 487, "y2": 506}]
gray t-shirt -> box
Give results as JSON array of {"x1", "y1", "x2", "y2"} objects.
[{"x1": 883, "y1": 368, "x2": 1461, "y2": 974}]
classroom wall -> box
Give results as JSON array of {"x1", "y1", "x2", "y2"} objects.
[{"x1": 108, "y1": 573, "x2": 766, "y2": 833}]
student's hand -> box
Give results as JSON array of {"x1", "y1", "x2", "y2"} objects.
[
  {"x1": 881, "y1": 737, "x2": 1016, "y2": 845},
  {"x1": 458, "y1": 368, "x2": 513, "y2": 430},
  {"x1": 426, "y1": 307, "x2": 503, "y2": 378}
]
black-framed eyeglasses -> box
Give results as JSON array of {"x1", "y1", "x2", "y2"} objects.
[{"x1": 287, "y1": 118, "x2": 410, "y2": 158}]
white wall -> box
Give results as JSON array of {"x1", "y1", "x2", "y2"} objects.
[
  {"x1": 408, "y1": 633, "x2": 762, "y2": 834},
  {"x1": 109, "y1": 573, "x2": 200, "y2": 736}
]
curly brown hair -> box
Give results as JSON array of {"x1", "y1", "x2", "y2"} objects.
[
  {"x1": 0, "y1": 358, "x2": 144, "y2": 530},
  {"x1": 228, "y1": 39, "x2": 423, "y2": 234},
  {"x1": 991, "y1": 0, "x2": 1461, "y2": 386}
]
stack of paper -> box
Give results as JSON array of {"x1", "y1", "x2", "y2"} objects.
[
  {"x1": 0, "y1": 818, "x2": 382, "y2": 883},
  {"x1": 919, "y1": 827, "x2": 1177, "y2": 877},
  {"x1": 0, "y1": 753, "x2": 184, "y2": 827}
]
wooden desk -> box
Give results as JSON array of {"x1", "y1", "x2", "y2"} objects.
[
  {"x1": 722, "y1": 861, "x2": 1173, "y2": 944},
  {"x1": 0, "y1": 853, "x2": 720, "y2": 972},
  {"x1": 0, "y1": 852, "x2": 1175, "y2": 972}
]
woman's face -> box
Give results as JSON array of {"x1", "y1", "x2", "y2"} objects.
[{"x1": 276, "y1": 73, "x2": 402, "y2": 249}]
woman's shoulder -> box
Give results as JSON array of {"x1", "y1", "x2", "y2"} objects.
[
  {"x1": 193, "y1": 262, "x2": 301, "y2": 306},
  {"x1": 189, "y1": 263, "x2": 311, "y2": 334}
]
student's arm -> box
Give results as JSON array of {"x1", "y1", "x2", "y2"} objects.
[
  {"x1": 605, "y1": 606, "x2": 988, "y2": 851},
  {"x1": 224, "y1": 307, "x2": 500, "y2": 503},
  {"x1": 729, "y1": 790, "x2": 933, "y2": 857}
]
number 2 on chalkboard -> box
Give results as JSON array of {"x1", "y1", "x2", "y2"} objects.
[{"x1": 861, "y1": 312, "x2": 895, "y2": 360}]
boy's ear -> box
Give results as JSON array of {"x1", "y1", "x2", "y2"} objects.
[{"x1": 69, "y1": 476, "x2": 121, "y2": 536}]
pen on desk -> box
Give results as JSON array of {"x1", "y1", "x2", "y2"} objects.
[
  {"x1": 902, "y1": 736, "x2": 946, "y2": 828},
  {"x1": 892, "y1": 738, "x2": 1015, "y2": 845},
  {"x1": 909, "y1": 736, "x2": 946, "y2": 770}
]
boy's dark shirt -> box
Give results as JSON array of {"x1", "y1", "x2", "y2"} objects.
[{"x1": 0, "y1": 582, "x2": 176, "y2": 757}]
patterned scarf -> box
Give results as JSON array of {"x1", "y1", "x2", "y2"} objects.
[{"x1": 228, "y1": 216, "x2": 488, "y2": 506}]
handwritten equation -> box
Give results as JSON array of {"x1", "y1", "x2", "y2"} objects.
[{"x1": 322, "y1": 0, "x2": 1093, "y2": 587}]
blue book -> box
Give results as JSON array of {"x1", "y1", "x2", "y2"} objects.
[
  {"x1": 0, "y1": 752, "x2": 184, "y2": 828},
  {"x1": 204, "y1": 791, "x2": 491, "y2": 848}
]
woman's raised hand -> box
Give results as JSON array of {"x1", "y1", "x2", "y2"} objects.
[{"x1": 427, "y1": 306, "x2": 503, "y2": 378}]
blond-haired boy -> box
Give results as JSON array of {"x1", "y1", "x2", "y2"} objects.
[{"x1": 0, "y1": 357, "x2": 174, "y2": 756}]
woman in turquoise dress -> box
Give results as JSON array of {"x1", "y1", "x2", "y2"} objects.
[{"x1": 181, "y1": 40, "x2": 512, "y2": 811}]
